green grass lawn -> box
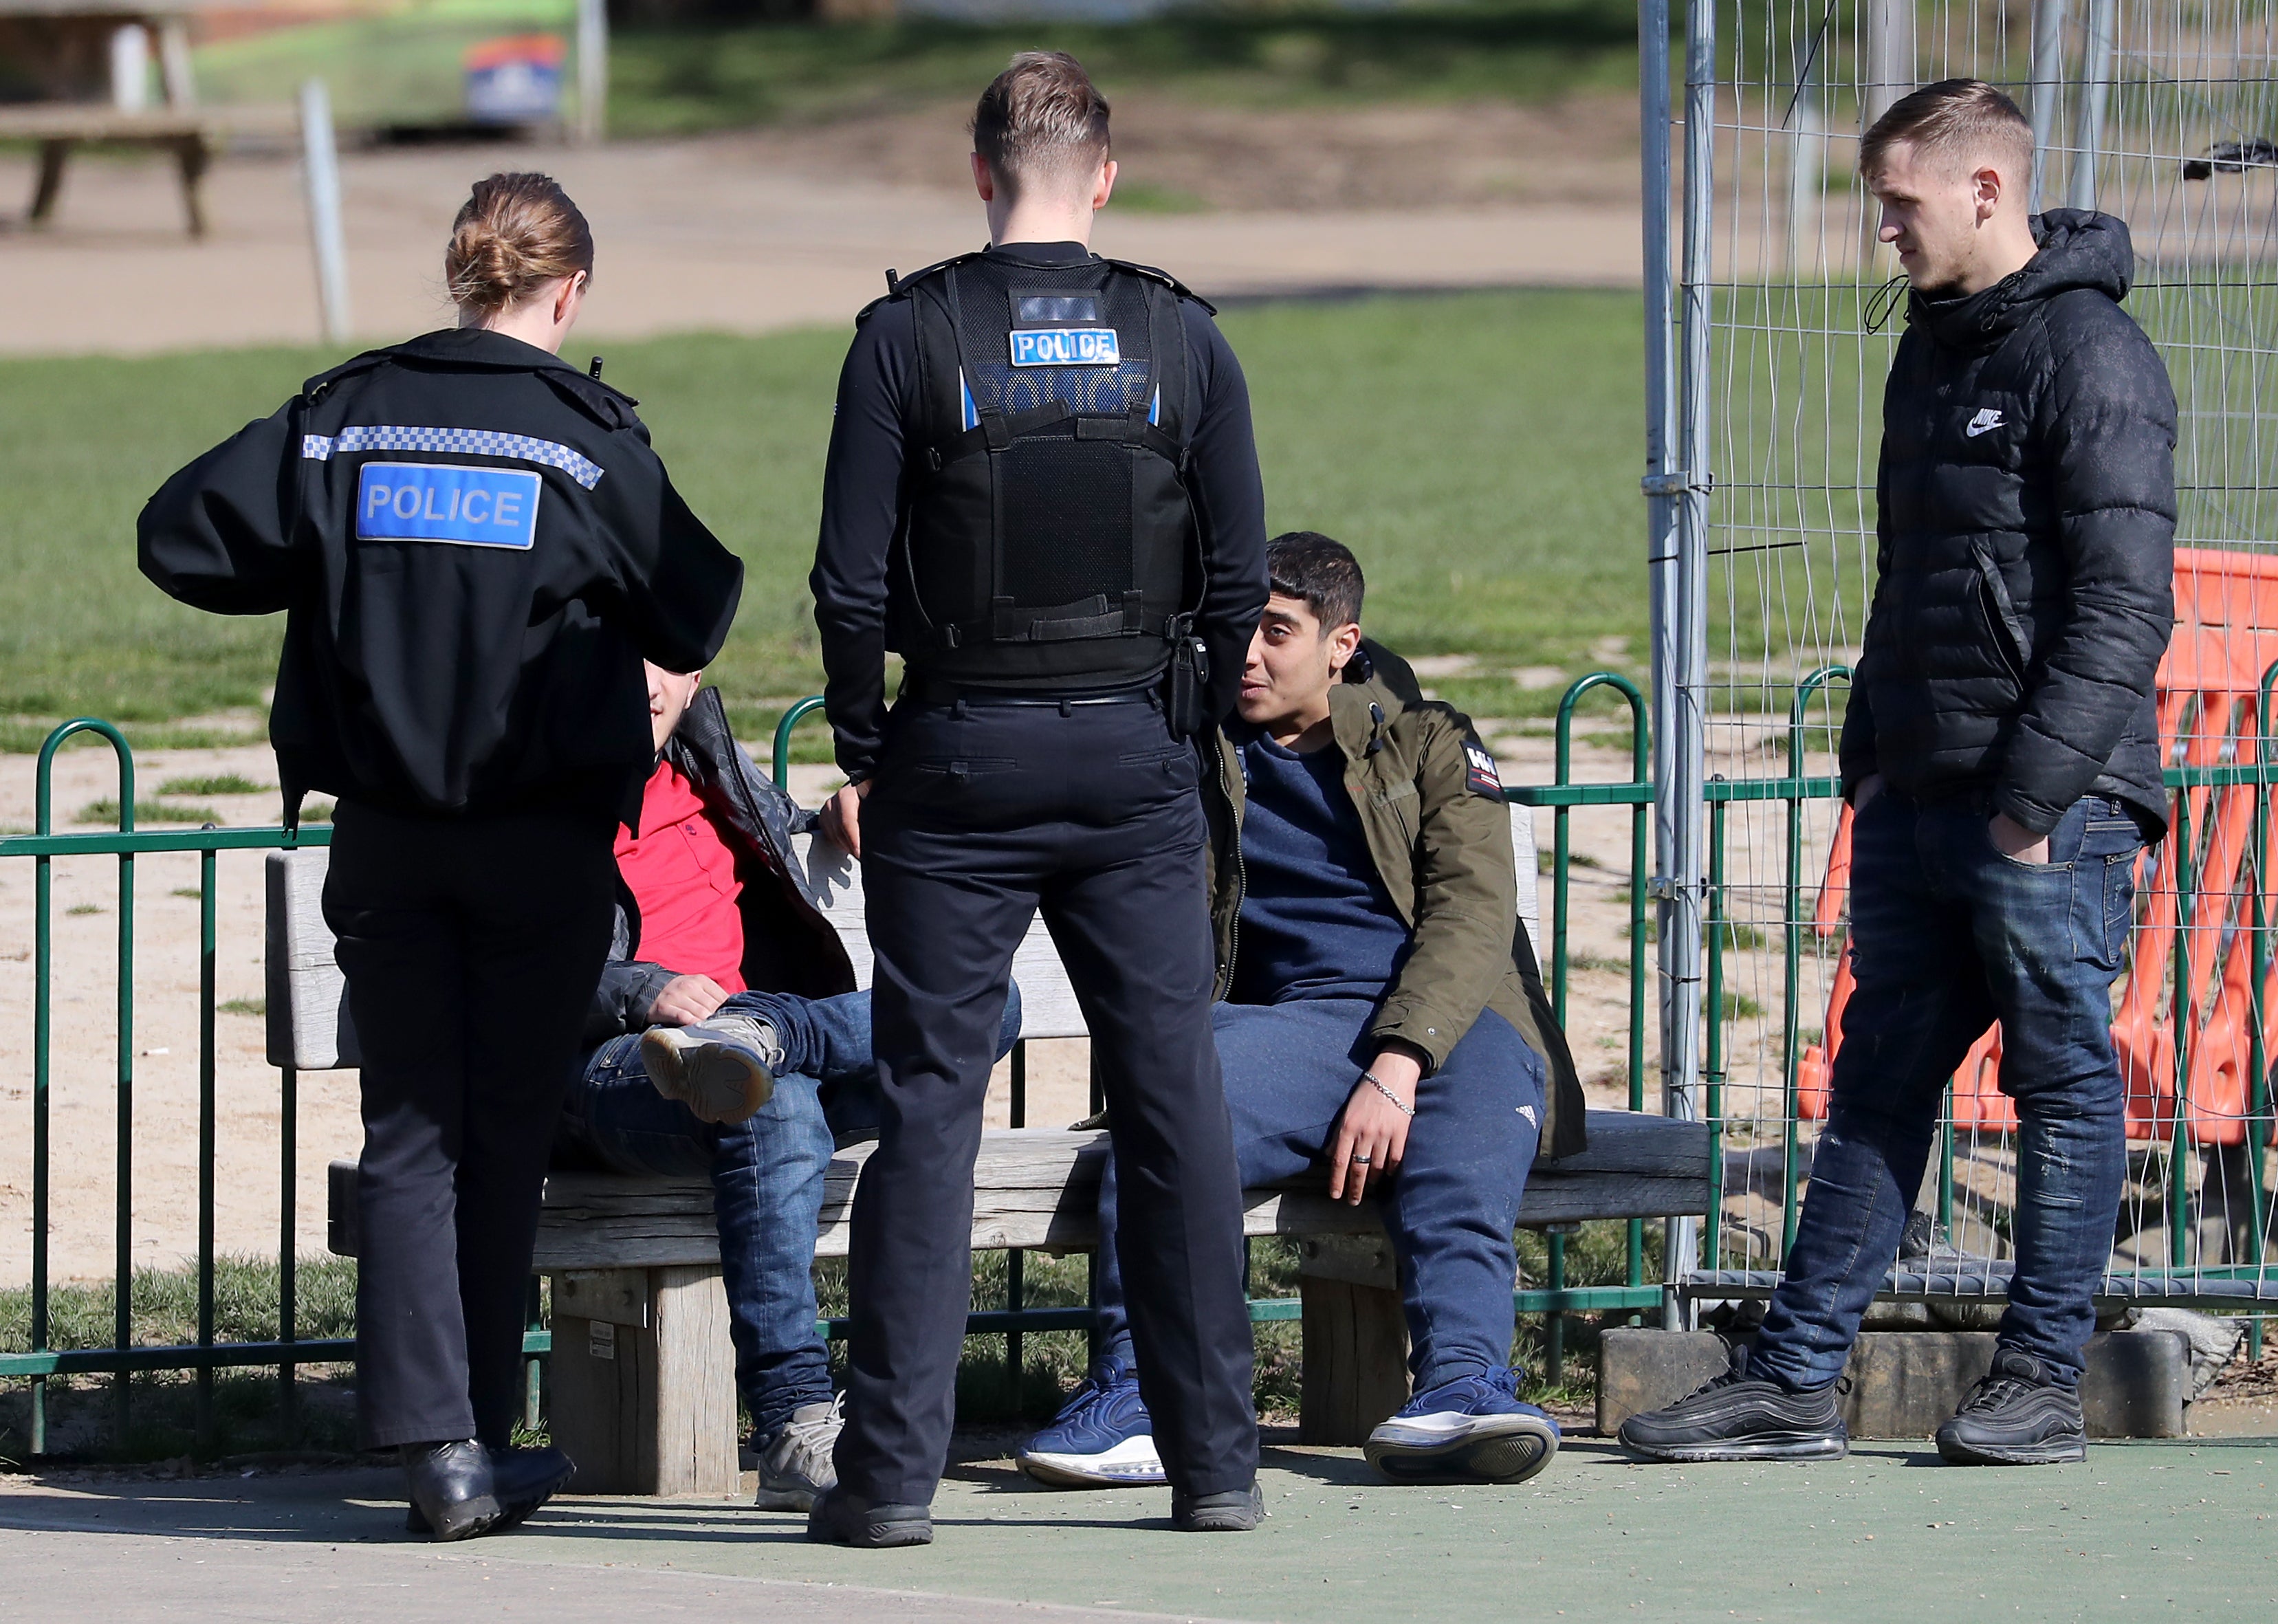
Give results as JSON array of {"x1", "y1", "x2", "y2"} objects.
[
  {"x1": 0, "y1": 288, "x2": 1653, "y2": 757},
  {"x1": 185, "y1": 1, "x2": 1637, "y2": 137},
  {"x1": 604, "y1": 2, "x2": 1637, "y2": 138}
]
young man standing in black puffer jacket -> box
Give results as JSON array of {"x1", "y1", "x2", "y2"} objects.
[{"x1": 1623, "y1": 79, "x2": 2176, "y2": 1467}]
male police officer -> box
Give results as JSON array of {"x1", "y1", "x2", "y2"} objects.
[{"x1": 808, "y1": 52, "x2": 1269, "y2": 1545}]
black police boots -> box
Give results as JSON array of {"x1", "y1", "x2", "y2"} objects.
[
  {"x1": 402, "y1": 1440, "x2": 575, "y2": 1539},
  {"x1": 805, "y1": 1489, "x2": 934, "y2": 1548}
]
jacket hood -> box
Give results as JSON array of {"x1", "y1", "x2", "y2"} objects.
[{"x1": 1909, "y1": 209, "x2": 2134, "y2": 351}]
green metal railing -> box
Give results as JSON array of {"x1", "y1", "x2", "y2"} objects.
[
  {"x1": 0, "y1": 675, "x2": 1691, "y2": 1454},
  {"x1": 1503, "y1": 672, "x2": 1660, "y2": 1379}
]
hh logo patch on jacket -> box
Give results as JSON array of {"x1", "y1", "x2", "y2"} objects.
[
  {"x1": 356, "y1": 462, "x2": 541, "y2": 549},
  {"x1": 1464, "y1": 740, "x2": 1504, "y2": 799}
]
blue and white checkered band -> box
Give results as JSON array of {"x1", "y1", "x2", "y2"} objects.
[{"x1": 300, "y1": 425, "x2": 604, "y2": 490}]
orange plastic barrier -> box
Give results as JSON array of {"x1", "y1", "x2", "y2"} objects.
[{"x1": 1793, "y1": 548, "x2": 2278, "y2": 1147}]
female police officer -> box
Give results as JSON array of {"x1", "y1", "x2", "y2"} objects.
[{"x1": 139, "y1": 173, "x2": 743, "y2": 1539}]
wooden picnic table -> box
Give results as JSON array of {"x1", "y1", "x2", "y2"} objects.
[{"x1": 0, "y1": 0, "x2": 287, "y2": 236}]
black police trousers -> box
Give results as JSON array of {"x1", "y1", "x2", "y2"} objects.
[
  {"x1": 834, "y1": 693, "x2": 1259, "y2": 1506},
  {"x1": 324, "y1": 799, "x2": 617, "y2": 1450}
]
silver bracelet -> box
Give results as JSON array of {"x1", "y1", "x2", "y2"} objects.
[{"x1": 1361, "y1": 1070, "x2": 1416, "y2": 1118}]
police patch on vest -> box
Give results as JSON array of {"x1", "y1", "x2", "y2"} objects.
[
  {"x1": 355, "y1": 462, "x2": 540, "y2": 549},
  {"x1": 1008, "y1": 328, "x2": 1121, "y2": 367},
  {"x1": 1464, "y1": 740, "x2": 1505, "y2": 799}
]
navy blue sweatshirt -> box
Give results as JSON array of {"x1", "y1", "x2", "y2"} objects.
[{"x1": 1228, "y1": 727, "x2": 1410, "y2": 1005}]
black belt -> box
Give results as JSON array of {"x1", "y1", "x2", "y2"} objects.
[{"x1": 901, "y1": 677, "x2": 1158, "y2": 710}]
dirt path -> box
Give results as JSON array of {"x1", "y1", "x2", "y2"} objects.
[{"x1": 0, "y1": 102, "x2": 1652, "y2": 358}]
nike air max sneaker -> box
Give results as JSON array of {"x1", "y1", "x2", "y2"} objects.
[
  {"x1": 1364, "y1": 1366, "x2": 1561, "y2": 1483},
  {"x1": 1934, "y1": 1348, "x2": 2088, "y2": 1465},
  {"x1": 641, "y1": 1014, "x2": 780, "y2": 1125},
  {"x1": 1015, "y1": 1357, "x2": 1166, "y2": 1487},
  {"x1": 1617, "y1": 1343, "x2": 1847, "y2": 1462}
]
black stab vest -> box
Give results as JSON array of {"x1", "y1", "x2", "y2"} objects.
[{"x1": 886, "y1": 252, "x2": 1198, "y2": 689}]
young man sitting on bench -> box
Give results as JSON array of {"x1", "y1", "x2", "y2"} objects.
[
  {"x1": 550, "y1": 661, "x2": 1018, "y2": 1512},
  {"x1": 1016, "y1": 531, "x2": 1585, "y2": 1489}
]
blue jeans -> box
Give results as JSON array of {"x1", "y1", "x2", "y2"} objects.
[
  {"x1": 1095, "y1": 996, "x2": 1547, "y2": 1394},
  {"x1": 1750, "y1": 789, "x2": 2144, "y2": 1390},
  {"x1": 557, "y1": 985, "x2": 1021, "y2": 1439}
]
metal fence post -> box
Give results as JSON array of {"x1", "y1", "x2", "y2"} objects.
[
  {"x1": 2028, "y1": 0, "x2": 2072, "y2": 208},
  {"x1": 1653, "y1": 0, "x2": 1716, "y2": 1317},
  {"x1": 2068, "y1": 0, "x2": 2118, "y2": 212},
  {"x1": 297, "y1": 79, "x2": 351, "y2": 347}
]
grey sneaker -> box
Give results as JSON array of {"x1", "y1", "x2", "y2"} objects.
[
  {"x1": 756, "y1": 1396, "x2": 843, "y2": 1511},
  {"x1": 1934, "y1": 1348, "x2": 2088, "y2": 1465},
  {"x1": 642, "y1": 1014, "x2": 780, "y2": 1125},
  {"x1": 1617, "y1": 1343, "x2": 1848, "y2": 1462}
]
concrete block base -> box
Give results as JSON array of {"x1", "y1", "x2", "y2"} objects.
[{"x1": 1597, "y1": 1328, "x2": 2190, "y2": 1439}]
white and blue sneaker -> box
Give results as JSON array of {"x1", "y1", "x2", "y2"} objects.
[
  {"x1": 1364, "y1": 1366, "x2": 1561, "y2": 1484},
  {"x1": 1015, "y1": 1358, "x2": 1166, "y2": 1487}
]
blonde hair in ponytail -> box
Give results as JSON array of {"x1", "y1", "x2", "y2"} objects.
[{"x1": 444, "y1": 172, "x2": 594, "y2": 318}]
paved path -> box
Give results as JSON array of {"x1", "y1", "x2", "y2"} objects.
[
  {"x1": 0, "y1": 135, "x2": 1643, "y2": 357},
  {"x1": 4, "y1": 1438, "x2": 2274, "y2": 1621}
]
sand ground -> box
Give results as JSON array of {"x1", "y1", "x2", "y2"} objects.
[{"x1": 0, "y1": 124, "x2": 1649, "y2": 358}]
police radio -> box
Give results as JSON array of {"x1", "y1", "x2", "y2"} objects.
[{"x1": 1164, "y1": 613, "x2": 1209, "y2": 738}]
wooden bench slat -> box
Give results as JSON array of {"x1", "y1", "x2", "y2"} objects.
[{"x1": 330, "y1": 1111, "x2": 1711, "y2": 1269}]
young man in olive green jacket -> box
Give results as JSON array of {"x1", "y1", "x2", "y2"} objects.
[{"x1": 1018, "y1": 531, "x2": 1586, "y2": 1490}]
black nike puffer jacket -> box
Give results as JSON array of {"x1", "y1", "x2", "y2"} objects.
[{"x1": 1839, "y1": 210, "x2": 2178, "y2": 840}]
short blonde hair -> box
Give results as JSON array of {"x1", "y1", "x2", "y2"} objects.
[
  {"x1": 1860, "y1": 78, "x2": 2033, "y2": 182},
  {"x1": 972, "y1": 51, "x2": 1111, "y2": 193}
]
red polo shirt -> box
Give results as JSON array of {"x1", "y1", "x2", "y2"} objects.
[{"x1": 613, "y1": 758, "x2": 747, "y2": 993}]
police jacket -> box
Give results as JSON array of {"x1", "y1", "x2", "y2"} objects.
[
  {"x1": 585, "y1": 683, "x2": 857, "y2": 1045},
  {"x1": 138, "y1": 327, "x2": 745, "y2": 827},
  {"x1": 1202, "y1": 644, "x2": 1588, "y2": 1161},
  {"x1": 1840, "y1": 210, "x2": 2178, "y2": 839},
  {"x1": 810, "y1": 240, "x2": 1269, "y2": 780}
]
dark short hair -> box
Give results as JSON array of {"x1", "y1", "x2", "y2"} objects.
[
  {"x1": 972, "y1": 51, "x2": 1111, "y2": 192},
  {"x1": 1267, "y1": 531, "x2": 1364, "y2": 631},
  {"x1": 1859, "y1": 78, "x2": 2033, "y2": 180}
]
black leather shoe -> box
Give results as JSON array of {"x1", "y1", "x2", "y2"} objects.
[
  {"x1": 1935, "y1": 1348, "x2": 2088, "y2": 1465},
  {"x1": 806, "y1": 1489, "x2": 933, "y2": 1548},
  {"x1": 404, "y1": 1442, "x2": 574, "y2": 1537},
  {"x1": 1170, "y1": 1483, "x2": 1264, "y2": 1532},
  {"x1": 402, "y1": 1440, "x2": 503, "y2": 1541}
]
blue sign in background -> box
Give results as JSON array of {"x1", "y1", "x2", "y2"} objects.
[{"x1": 355, "y1": 461, "x2": 542, "y2": 549}]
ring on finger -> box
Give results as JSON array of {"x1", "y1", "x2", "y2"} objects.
[{"x1": 1351, "y1": 1152, "x2": 1372, "y2": 1165}]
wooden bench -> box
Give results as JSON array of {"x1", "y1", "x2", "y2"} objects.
[{"x1": 290, "y1": 809, "x2": 1711, "y2": 1495}]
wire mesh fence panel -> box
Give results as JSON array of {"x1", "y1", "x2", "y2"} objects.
[{"x1": 1684, "y1": 0, "x2": 2278, "y2": 1302}]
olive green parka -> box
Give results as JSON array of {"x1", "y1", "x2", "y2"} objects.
[{"x1": 1201, "y1": 643, "x2": 1588, "y2": 1160}]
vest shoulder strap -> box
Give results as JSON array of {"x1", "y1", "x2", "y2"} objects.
[
  {"x1": 1096, "y1": 256, "x2": 1216, "y2": 316},
  {"x1": 881, "y1": 250, "x2": 987, "y2": 300}
]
